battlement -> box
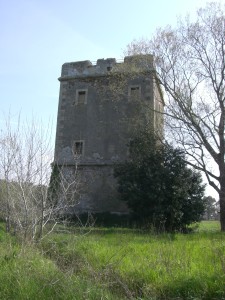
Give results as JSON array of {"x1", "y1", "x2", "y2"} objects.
[{"x1": 59, "y1": 55, "x2": 153, "y2": 80}]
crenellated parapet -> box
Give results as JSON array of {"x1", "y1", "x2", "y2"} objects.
[
  {"x1": 60, "y1": 58, "x2": 117, "y2": 79},
  {"x1": 59, "y1": 55, "x2": 153, "y2": 80}
]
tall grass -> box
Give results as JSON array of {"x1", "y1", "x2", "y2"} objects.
[
  {"x1": 42, "y1": 221, "x2": 225, "y2": 299},
  {"x1": 0, "y1": 221, "x2": 224, "y2": 299},
  {"x1": 0, "y1": 223, "x2": 119, "y2": 299}
]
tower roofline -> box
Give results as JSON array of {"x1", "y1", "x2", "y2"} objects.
[{"x1": 58, "y1": 54, "x2": 154, "y2": 81}]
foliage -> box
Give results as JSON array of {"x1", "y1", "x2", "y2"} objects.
[
  {"x1": 114, "y1": 132, "x2": 206, "y2": 232},
  {"x1": 47, "y1": 163, "x2": 61, "y2": 207},
  {"x1": 203, "y1": 196, "x2": 219, "y2": 220},
  {"x1": 125, "y1": 2, "x2": 225, "y2": 231}
]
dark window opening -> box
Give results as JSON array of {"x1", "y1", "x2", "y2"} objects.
[
  {"x1": 129, "y1": 86, "x2": 141, "y2": 100},
  {"x1": 77, "y1": 91, "x2": 86, "y2": 104},
  {"x1": 131, "y1": 87, "x2": 139, "y2": 91},
  {"x1": 73, "y1": 141, "x2": 83, "y2": 155}
]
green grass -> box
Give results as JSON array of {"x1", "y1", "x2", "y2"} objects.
[
  {"x1": 0, "y1": 223, "x2": 119, "y2": 299},
  {"x1": 196, "y1": 220, "x2": 221, "y2": 232},
  {"x1": 0, "y1": 221, "x2": 225, "y2": 299},
  {"x1": 41, "y1": 221, "x2": 225, "y2": 299},
  {"x1": 0, "y1": 244, "x2": 118, "y2": 299}
]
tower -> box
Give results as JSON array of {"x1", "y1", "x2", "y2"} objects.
[{"x1": 54, "y1": 55, "x2": 163, "y2": 214}]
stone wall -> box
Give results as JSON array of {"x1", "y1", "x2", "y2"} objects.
[{"x1": 54, "y1": 55, "x2": 163, "y2": 214}]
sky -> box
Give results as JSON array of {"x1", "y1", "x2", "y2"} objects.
[{"x1": 0, "y1": 0, "x2": 224, "y2": 197}]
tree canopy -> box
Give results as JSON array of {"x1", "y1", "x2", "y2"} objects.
[
  {"x1": 125, "y1": 2, "x2": 225, "y2": 230},
  {"x1": 114, "y1": 132, "x2": 206, "y2": 232}
]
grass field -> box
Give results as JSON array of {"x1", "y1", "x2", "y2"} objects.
[{"x1": 0, "y1": 221, "x2": 224, "y2": 299}]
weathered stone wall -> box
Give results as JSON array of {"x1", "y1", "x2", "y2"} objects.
[
  {"x1": 54, "y1": 55, "x2": 163, "y2": 214},
  {"x1": 62, "y1": 164, "x2": 128, "y2": 214}
]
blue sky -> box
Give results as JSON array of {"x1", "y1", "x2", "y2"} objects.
[{"x1": 1, "y1": 0, "x2": 222, "y2": 125}]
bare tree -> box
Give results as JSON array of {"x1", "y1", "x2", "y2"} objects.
[
  {"x1": 0, "y1": 115, "x2": 80, "y2": 241},
  {"x1": 125, "y1": 2, "x2": 225, "y2": 230}
]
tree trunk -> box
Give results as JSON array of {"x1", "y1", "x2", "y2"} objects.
[
  {"x1": 219, "y1": 172, "x2": 225, "y2": 231},
  {"x1": 5, "y1": 182, "x2": 11, "y2": 233},
  {"x1": 38, "y1": 197, "x2": 44, "y2": 240}
]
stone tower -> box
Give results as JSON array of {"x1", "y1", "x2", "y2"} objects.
[{"x1": 54, "y1": 55, "x2": 164, "y2": 214}]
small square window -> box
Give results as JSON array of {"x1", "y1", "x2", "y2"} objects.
[
  {"x1": 73, "y1": 141, "x2": 84, "y2": 155},
  {"x1": 75, "y1": 89, "x2": 88, "y2": 105},
  {"x1": 131, "y1": 87, "x2": 139, "y2": 92},
  {"x1": 78, "y1": 91, "x2": 86, "y2": 103},
  {"x1": 128, "y1": 85, "x2": 141, "y2": 100}
]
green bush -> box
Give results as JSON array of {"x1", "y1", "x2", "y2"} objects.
[{"x1": 114, "y1": 131, "x2": 206, "y2": 232}]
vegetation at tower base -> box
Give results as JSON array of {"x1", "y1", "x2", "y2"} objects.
[
  {"x1": 125, "y1": 2, "x2": 225, "y2": 231},
  {"x1": 47, "y1": 163, "x2": 61, "y2": 208},
  {"x1": 114, "y1": 131, "x2": 206, "y2": 232}
]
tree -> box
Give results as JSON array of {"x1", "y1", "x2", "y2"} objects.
[
  {"x1": 125, "y1": 2, "x2": 225, "y2": 230},
  {"x1": 114, "y1": 132, "x2": 206, "y2": 232},
  {"x1": 203, "y1": 196, "x2": 218, "y2": 220},
  {"x1": 0, "y1": 115, "x2": 80, "y2": 241},
  {"x1": 47, "y1": 163, "x2": 61, "y2": 207}
]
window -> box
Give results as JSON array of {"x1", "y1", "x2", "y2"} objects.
[
  {"x1": 78, "y1": 91, "x2": 86, "y2": 103},
  {"x1": 73, "y1": 140, "x2": 84, "y2": 155},
  {"x1": 75, "y1": 89, "x2": 88, "y2": 105},
  {"x1": 128, "y1": 85, "x2": 141, "y2": 100}
]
